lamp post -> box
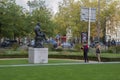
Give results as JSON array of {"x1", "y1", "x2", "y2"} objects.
[
  {"x1": 81, "y1": 0, "x2": 96, "y2": 45},
  {"x1": 88, "y1": 0, "x2": 92, "y2": 46},
  {"x1": 97, "y1": 0, "x2": 100, "y2": 42}
]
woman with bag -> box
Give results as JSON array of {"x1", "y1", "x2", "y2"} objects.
[{"x1": 95, "y1": 42, "x2": 101, "y2": 62}]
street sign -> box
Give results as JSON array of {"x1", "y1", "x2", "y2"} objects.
[
  {"x1": 81, "y1": 32, "x2": 88, "y2": 43},
  {"x1": 81, "y1": 7, "x2": 96, "y2": 22}
]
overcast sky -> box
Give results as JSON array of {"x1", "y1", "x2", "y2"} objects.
[{"x1": 16, "y1": 0, "x2": 63, "y2": 13}]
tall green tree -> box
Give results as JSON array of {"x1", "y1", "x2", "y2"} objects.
[
  {"x1": 100, "y1": 1, "x2": 120, "y2": 42},
  {"x1": 54, "y1": 0, "x2": 120, "y2": 42},
  {"x1": 27, "y1": 0, "x2": 55, "y2": 37},
  {"x1": 0, "y1": 0, "x2": 55, "y2": 42},
  {"x1": 0, "y1": 0, "x2": 28, "y2": 40}
]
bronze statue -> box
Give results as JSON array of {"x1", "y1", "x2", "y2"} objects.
[{"x1": 34, "y1": 23, "x2": 46, "y2": 48}]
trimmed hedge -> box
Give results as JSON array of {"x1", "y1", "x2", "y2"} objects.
[
  {"x1": 0, "y1": 54, "x2": 28, "y2": 58},
  {"x1": 0, "y1": 48, "x2": 120, "y2": 62},
  {"x1": 0, "y1": 53, "x2": 120, "y2": 62},
  {"x1": 49, "y1": 54, "x2": 120, "y2": 62}
]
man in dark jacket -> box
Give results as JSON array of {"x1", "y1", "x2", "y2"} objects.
[{"x1": 81, "y1": 42, "x2": 89, "y2": 63}]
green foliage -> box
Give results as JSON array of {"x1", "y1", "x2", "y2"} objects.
[
  {"x1": 0, "y1": 0, "x2": 26, "y2": 38},
  {"x1": 54, "y1": 46, "x2": 63, "y2": 52},
  {"x1": 74, "y1": 43, "x2": 82, "y2": 52},
  {"x1": 0, "y1": 47, "x2": 28, "y2": 55},
  {"x1": 44, "y1": 43, "x2": 54, "y2": 51},
  {"x1": 1, "y1": 0, "x2": 120, "y2": 44},
  {"x1": 106, "y1": 46, "x2": 120, "y2": 53},
  {"x1": 0, "y1": 63, "x2": 120, "y2": 80},
  {"x1": 27, "y1": 0, "x2": 55, "y2": 37},
  {"x1": 11, "y1": 43, "x2": 19, "y2": 51},
  {"x1": 0, "y1": 0, "x2": 55, "y2": 40},
  {"x1": 54, "y1": 0, "x2": 120, "y2": 38}
]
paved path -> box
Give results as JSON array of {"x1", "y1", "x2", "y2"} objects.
[{"x1": 0, "y1": 61, "x2": 120, "y2": 68}]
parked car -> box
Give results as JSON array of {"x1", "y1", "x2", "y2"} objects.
[
  {"x1": 90, "y1": 42, "x2": 105, "y2": 48},
  {"x1": 90, "y1": 42, "x2": 95, "y2": 48},
  {"x1": 28, "y1": 39, "x2": 35, "y2": 47},
  {"x1": 1, "y1": 40, "x2": 17, "y2": 48},
  {"x1": 61, "y1": 42, "x2": 73, "y2": 48},
  {"x1": 48, "y1": 39, "x2": 57, "y2": 48}
]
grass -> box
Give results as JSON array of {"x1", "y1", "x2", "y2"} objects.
[
  {"x1": 0, "y1": 58, "x2": 80, "y2": 65},
  {"x1": 0, "y1": 58, "x2": 28, "y2": 65},
  {"x1": 0, "y1": 43, "x2": 120, "y2": 79},
  {"x1": 0, "y1": 60, "x2": 120, "y2": 80}
]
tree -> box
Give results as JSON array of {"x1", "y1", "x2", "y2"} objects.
[
  {"x1": 0, "y1": 0, "x2": 29, "y2": 40},
  {"x1": 100, "y1": 1, "x2": 120, "y2": 42},
  {"x1": 0, "y1": 0, "x2": 55, "y2": 42},
  {"x1": 54, "y1": 0, "x2": 120, "y2": 42},
  {"x1": 27, "y1": 0, "x2": 55, "y2": 37}
]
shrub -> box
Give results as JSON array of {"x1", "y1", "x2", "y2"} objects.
[
  {"x1": 116, "y1": 45, "x2": 120, "y2": 53},
  {"x1": 74, "y1": 43, "x2": 82, "y2": 52},
  {"x1": 11, "y1": 43, "x2": 19, "y2": 51},
  {"x1": 106, "y1": 46, "x2": 120, "y2": 53},
  {"x1": 54, "y1": 46, "x2": 63, "y2": 52}
]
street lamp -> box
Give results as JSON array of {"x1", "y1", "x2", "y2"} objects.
[
  {"x1": 81, "y1": 0, "x2": 96, "y2": 45},
  {"x1": 88, "y1": 0, "x2": 92, "y2": 46},
  {"x1": 97, "y1": 0, "x2": 100, "y2": 42}
]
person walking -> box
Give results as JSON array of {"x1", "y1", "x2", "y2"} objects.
[
  {"x1": 95, "y1": 42, "x2": 101, "y2": 62},
  {"x1": 81, "y1": 42, "x2": 89, "y2": 63}
]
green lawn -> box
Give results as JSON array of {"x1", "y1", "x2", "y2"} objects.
[
  {"x1": 0, "y1": 58, "x2": 80, "y2": 65},
  {"x1": 0, "y1": 59, "x2": 120, "y2": 80}
]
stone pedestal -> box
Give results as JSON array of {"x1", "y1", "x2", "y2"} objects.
[{"x1": 28, "y1": 47, "x2": 48, "y2": 64}]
